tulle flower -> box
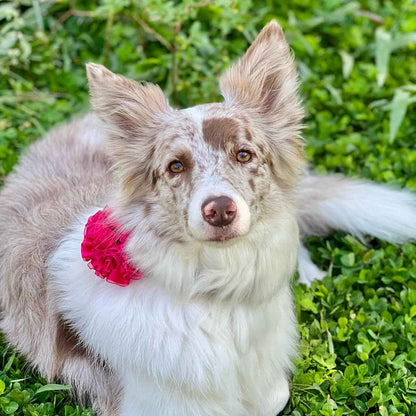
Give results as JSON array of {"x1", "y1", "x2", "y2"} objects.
[{"x1": 81, "y1": 208, "x2": 143, "y2": 287}]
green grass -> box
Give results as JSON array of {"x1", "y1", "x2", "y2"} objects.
[{"x1": 1, "y1": 0, "x2": 416, "y2": 415}]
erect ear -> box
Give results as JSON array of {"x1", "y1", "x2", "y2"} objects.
[
  {"x1": 220, "y1": 21, "x2": 304, "y2": 188},
  {"x1": 86, "y1": 63, "x2": 171, "y2": 135},
  {"x1": 86, "y1": 64, "x2": 173, "y2": 201},
  {"x1": 219, "y1": 20, "x2": 302, "y2": 122}
]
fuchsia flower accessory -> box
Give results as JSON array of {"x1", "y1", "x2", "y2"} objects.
[{"x1": 81, "y1": 207, "x2": 143, "y2": 287}]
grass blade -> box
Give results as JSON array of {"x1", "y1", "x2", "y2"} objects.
[
  {"x1": 375, "y1": 27, "x2": 392, "y2": 87},
  {"x1": 392, "y1": 32, "x2": 416, "y2": 51},
  {"x1": 339, "y1": 50, "x2": 354, "y2": 79},
  {"x1": 389, "y1": 89, "x2": 411, "y2": 142},
  {"x1": 3, "y1": 352, "x2": 15, "y2": 372},
  {"x1": 35, "y1": 384, "x2": 72, "y2": 395}
]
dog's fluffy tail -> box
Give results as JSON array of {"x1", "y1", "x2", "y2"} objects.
[{"x1": 297, "y1": 174, "x2": 416, "y2": 244}]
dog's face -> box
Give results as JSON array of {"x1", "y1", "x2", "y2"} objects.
[{"x1": 87, "y1": 21, "x2": 304, "y2": 244}]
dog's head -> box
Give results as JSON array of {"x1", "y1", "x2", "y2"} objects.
[{"x1": 87, "y1": 21, "x2": 304, "y2": 244}]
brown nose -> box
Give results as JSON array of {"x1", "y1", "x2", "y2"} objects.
[{"x1": 201, "y1": 196, "x2": 237, "y2": 227}]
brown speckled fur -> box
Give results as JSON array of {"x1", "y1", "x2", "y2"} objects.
[{"x1": 0, "y1": 114, "x2": 120, "y2": 414}]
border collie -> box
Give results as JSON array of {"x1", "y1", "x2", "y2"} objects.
[{"x1": 1, "y1": 21, "x2": 415, "y2": 415}]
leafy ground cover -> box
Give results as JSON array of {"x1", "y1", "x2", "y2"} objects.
[{"x1": 1, "y1": 0, "x2": 416, "y2": 415}]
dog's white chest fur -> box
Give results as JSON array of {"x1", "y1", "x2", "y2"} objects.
[{"x1": 49, "y1": 209, "x2": 299, "y2": 416}]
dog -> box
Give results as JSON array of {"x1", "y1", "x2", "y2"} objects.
[{"x1": 1, "y1": 20, "x2": 415, "y2": 416}]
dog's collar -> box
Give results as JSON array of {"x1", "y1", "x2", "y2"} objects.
[{"x1": 81, "y1": 207, "x2": 143, "y2": 287}]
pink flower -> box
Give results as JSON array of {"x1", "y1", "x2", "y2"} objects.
[{"x1": 81, "y1": 208, "x2": 143, "y2": 287}]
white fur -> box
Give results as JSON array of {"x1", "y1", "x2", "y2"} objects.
[
  {"x1": 48, "y1": 206, "x2": 299, "y2": 416},
  {"x1": 297, "y1": 175, "x2": 416, "y2": 285},
  {"x1": 183, "y1": 105, "x2": 205, "y2": 124},
  {"x1": 298, "y1": 175, "x2": 416, "y2": 244},
  {"x1": 297, "y1": 243, "x2": 326, "y2": 285},
  {"x1": 317, "y1": 184, "x2": 416, "y2": 243},
  {"x1": 76, "y1": 114, "x2": 107, "y2": 149}
]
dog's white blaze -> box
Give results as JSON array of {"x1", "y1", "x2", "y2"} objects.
[
  {"x1": 182, "y1": 104, "x2": 206, "y2": 124},
  {"x1": 182, "y1": 105, "x2": 252, "y2": 241}
]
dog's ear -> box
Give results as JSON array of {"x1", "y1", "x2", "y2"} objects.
[
  {"x1": 220, "y1": 21, "x2": 304, "y2": 188},
  {"x1": 86, "y1": 63, "x2": 171, "y2": 135},
  {"x1": 219, "y1": 21, "x2": 302, "y2": 122},
  {"x1": 86, "y1": 64, "x2": 172, "y2": 201}
]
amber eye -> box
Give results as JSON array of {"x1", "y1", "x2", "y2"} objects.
[
  {"x1": 236, "y1": 150, "x2": 252, "y2": 163},
  {"x1": 169, "y1": 160, "x2": 184, "y2": 173}
]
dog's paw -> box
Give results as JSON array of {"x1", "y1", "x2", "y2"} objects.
[{"x1": 297, "y1": 243, "x2": 327, "y2": 286}]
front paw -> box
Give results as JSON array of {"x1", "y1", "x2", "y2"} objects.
[{"x1": 257, "y1": 380, "x2": 290, "y2": 416}]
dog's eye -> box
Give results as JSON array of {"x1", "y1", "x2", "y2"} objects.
[
  {"x1": 236, "y1": 150, "x2": 252, "y2": 163},
  {"x1": 169, "y1": 161, "x2": 184, "y2": 173}
]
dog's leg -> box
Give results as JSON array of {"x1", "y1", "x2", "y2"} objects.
[
  {"x1": 120, "y1": 374, "x2": 239, "y2": 416},
  {"x1": 297, "y1": 242, "x2": 326, "y2": 285},
  {"x1": 119, "y1": 379, "x2": 157, "y2": 416},
  {"x1": 120, "y1": 378, "x2": 185, "y2": 416},
  {"x1": 262, "y1": 377, "x2": 290, "y2": 416},
  {"x1": 60, "y1": 357, "x2": 121, "y2": 416},
  {"x1": 245, "y1": 375, "x2": 289, "y2": 416}
]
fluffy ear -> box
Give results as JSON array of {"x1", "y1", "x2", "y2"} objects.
[
  {"x1": 220, "y1": 21, "x2": 304, "y2": 187},
  {"x1": 86, "y1": 63, "x2": 171, "y2": 135},
  {"x1": 219, "y1": 20, "x2": 302, "y2": 123},
  {"x1": 86, "y1": 63, "x2": 172, "y2": 201}
]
